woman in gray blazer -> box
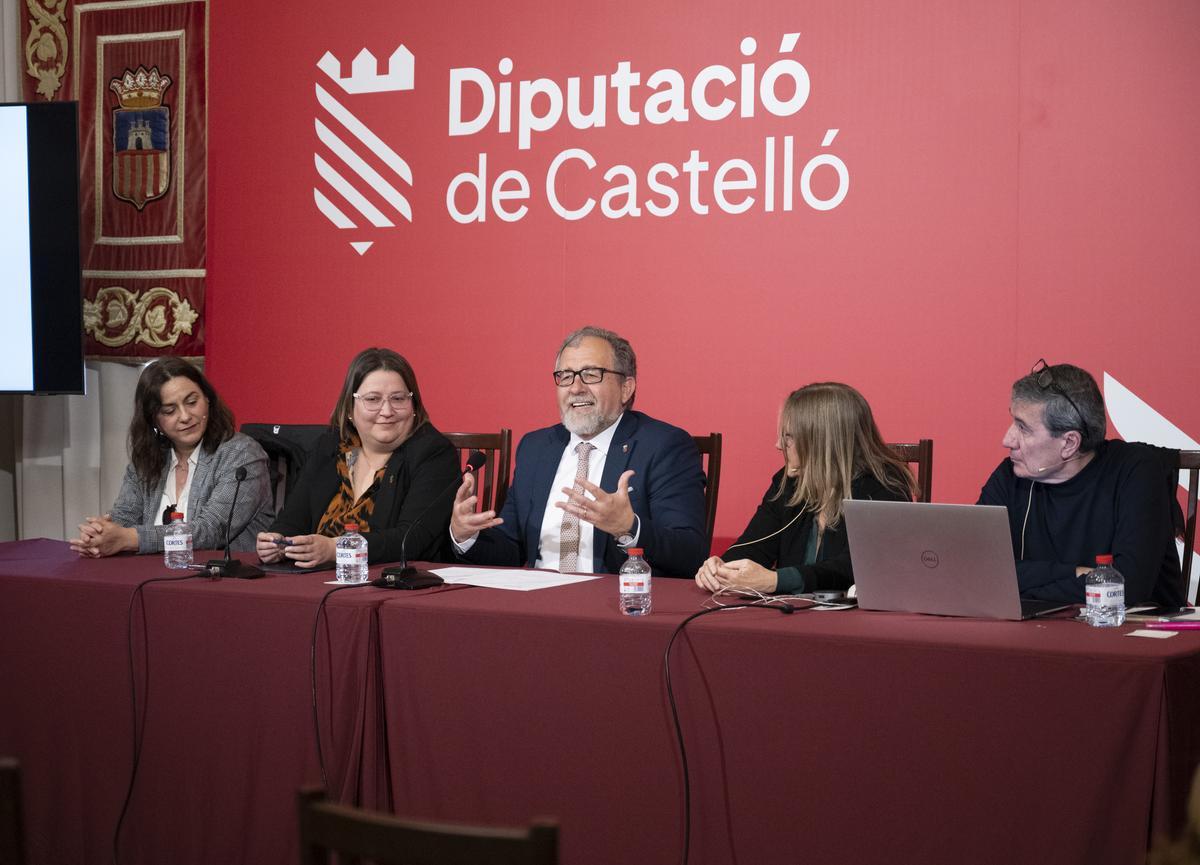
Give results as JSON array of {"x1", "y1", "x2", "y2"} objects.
[{"x1": 69, "y1": 358, "x2": 274, "y2": 557}]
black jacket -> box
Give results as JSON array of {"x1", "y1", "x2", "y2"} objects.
[
  {"x1": 727, "y1": 469, "x2": 911, "y2": 594},
  {"x1": 270, "y1": 423, "x2": 460, "y2": 564}
]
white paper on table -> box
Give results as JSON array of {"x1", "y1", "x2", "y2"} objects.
[
  {"x1": 1126, "y1": 629, "x2": 1177, "y2": 639},
  {"x1": 430, "y1": 566, "x2": 601, "y2": 591}
]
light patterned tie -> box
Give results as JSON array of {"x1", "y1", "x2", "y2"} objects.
[{"x1": 558, "y1": 441, "x2": 594, "y2": 573}]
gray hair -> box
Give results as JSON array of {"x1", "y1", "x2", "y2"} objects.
[
  {"x1": 557, "y1": 325, "x2": 637, "y2": 377},
  {"x1": 1011, "y1": 362, "x2": 1106, "y2": 452},
  {"x1": 556, "y1": 325, "x2": 637, "y2": 408}
]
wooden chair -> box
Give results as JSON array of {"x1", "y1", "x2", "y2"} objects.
[
  {"x1": 0, "y1": 758, "x2": 24, "y2": 865},
  {"x1": 691, "y1": 433, "x2": 723, "y2": 550},
  {"x1": 1178, "y1": 450, "x2": 1199, "y2": 603},
  {"x1": 297, "y1": 788, "x2": 557, "y2": 865},
  {"x1": 887, "y1": 439, "x2": 934, "y2": 503},
  {"x1": 445, "y1": 430, "x2": 513, "y2": 514}
]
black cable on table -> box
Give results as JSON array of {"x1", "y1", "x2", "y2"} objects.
[
  {"x1": 663, "y1": 600, "x2": 797, "y2": 865},
  {"x1": 113, "y1": 573, "x2": 201, "y2": 865},
  {"x1": 310, "y1": 583, "x2": 365, "y2": 791}
]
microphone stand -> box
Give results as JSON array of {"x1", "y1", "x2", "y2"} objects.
[
  {"x1": 204, "y1": 467, "x2": 264, "y2": 579},
  {"x1": 375, "y1": 451, "x2": 488, "y2": 590}
]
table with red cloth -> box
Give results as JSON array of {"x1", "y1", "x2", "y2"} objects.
[
  {"x1": 0, "y1": 539, "x2": 394, "y2": 865},
  {"x1": 2, "y1": 540, "x2": 1199, "y2": 865},
  {"x1": 379, "y1": 575, "x2": 1200, "y2": 865}
]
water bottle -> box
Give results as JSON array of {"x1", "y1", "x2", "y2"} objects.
[
  {"x1": 1085, "y1": 554, "x2": 1126, "y2": 628},
  {"x1": 335, "y1": 523, "x2": 369, "y2": 584},
  {"x1": 163, "y1": 511, "x2": 193, "y2": 569},
  {"x1": 619, "y1": 547, "x2": 652, "y2": 616}
]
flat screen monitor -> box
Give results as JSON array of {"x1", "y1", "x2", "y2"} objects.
[{"x1": 0, "y1": 101, "x2": 84, "y2": 394}]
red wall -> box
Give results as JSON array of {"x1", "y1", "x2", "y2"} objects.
[{"x1": 205, "y1": 0, "x2": 1200, "y2": 544}]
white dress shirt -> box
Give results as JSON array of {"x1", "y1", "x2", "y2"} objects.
[
  {"x1": 531, "y1": 420, "x2": 622, "y2": 572},
  {"x1": 155, "y1": 449, "x2": 199, "y2": 525},
  {"x1": 453, "y1": 414, "x2": 640, "y2": 571}
]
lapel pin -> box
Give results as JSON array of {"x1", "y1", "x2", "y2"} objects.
[{"x1": 622, "y1": 443, "x2": 629, "y2": 453}]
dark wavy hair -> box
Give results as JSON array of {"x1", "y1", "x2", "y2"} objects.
[
  {"x1": 329, "y1": 348, "x2": 430, "y2": 444},
  {"x1": 129, "y1": 358, "x2": 236, "y2": 491}
]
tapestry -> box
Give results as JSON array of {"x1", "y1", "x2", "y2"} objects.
[{"x1": 21, "y1": 0, "x2": 207, "y2": 358}]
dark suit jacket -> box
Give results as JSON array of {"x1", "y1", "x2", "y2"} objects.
[
  {"x1": 729, "y1": 469, "x2": 912, "y2": 593},
  {"x1": 461, "y1": 411, "x2": 707, "y2": 576},
  {"x1": 270, "y1": 423, "x2": 460, "y2": 564}
]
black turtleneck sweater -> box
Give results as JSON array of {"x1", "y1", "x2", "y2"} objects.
[{"x1": 977, "y1": 440, "x2": 1183, "y2": 605}]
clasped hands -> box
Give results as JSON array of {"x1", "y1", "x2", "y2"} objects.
[
  {"x1": 694, "y1": 556, "x2": 778, "y2": 594},
  {"x1": 255, "y1": 532, "x2": 336, "y2": 568},
  {"x1": 69, "y1": 515, "x2": 137, "y2": 558},
  {"x1": 449, "y1": 469, "x2": 638, "y2": 544}
]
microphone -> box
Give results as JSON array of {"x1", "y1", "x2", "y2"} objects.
[
  {"x1": 203, "y1": 465, "x2": 264, "y2": 579},
  {"x1": 375, "y1": 450, "x2": 488, "y2": 590},
  {"x1": 1033, "y1": 454, "x2": 1082, "y2": 474}
]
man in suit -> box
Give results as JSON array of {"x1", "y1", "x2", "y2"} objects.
[{"x1": 450, "y1": 325, "x2": 707, "y2": 576}]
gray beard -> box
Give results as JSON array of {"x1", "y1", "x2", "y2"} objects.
[{"x1": 561, "y1": 408, "x2": 619, "y2": 439}]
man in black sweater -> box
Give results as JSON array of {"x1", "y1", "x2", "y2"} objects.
[{"x1": 978, "y1": 360, "x2": 1184, "y2": 605}]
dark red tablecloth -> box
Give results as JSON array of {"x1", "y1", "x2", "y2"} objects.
[
  {"x1": 3, "y1": 543, "x2": 1199, "y2": 865},
  {"x1": 376, "y1": 573, "x2": 1200, "y2": 865},
  {"x1": 0, "y1": 539, "x2": 396, "y2": 865}
]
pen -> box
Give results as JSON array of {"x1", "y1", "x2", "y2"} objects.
[{"x1": 1145, "y1": 622, "x2": 1200, "y2": 631}]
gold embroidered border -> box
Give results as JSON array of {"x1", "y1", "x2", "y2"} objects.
[
  {"x1": 82, "y1": 284, "x2": 199, "y2": 349},
  {"x1": 24, "y1": 0, "x2": 68, "y2": 100}
]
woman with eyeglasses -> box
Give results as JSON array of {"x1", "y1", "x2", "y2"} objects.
[
  {"x1": 256, "y1": 347, "x2": 460, "y2": 569},
  {"x1": 69, "y1": 357, "x2": 274, "y2": 558},
  {"x1": 694, "y1": 382, "x2": 917, "y2": 596}
]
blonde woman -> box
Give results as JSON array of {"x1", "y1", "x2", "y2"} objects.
[{"x1": 695, "y1": 383, "x2": 917, "y2": 595}]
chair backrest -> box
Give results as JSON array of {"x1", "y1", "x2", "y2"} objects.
[
  {"x1": 691, "y1": 433, "x2": 723, "y2": 550},
  {"x1": 240, "y1": 423, "x2": 329, "y2": 510},
  {"x1": 0, "y1": 757, "x2": 24, "y2": 865},
  {"x1": 297, "y1": 788, "x2": 557, "y2": 865},
  {"x1": 1177, "y1": 450, "x2": 1199, "y2": 603},
  {"x1": 887, "y1": 439, "x2": 934, "y2": 503},
  {"x1": 445, "y1": 430, "x2": 513, "y2": 514}
]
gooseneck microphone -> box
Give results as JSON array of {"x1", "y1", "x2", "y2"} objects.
[
  {"x1": 373, "y1": 450, "x2": 488, "y2": 590},
  {"x1": 203, "y1": 465, "x2": 264, "y2": 579}
]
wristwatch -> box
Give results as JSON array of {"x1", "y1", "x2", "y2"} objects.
[{"x1": 616, "y1": 516, "x2": 638, "y2": 547}]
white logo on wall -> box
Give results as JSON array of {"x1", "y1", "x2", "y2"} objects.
[
  {"x1": 314, "y1": 46, "x2": 415, "y2": 256},
  {"x1": 1104, "y1": 372, "x2": 1199, "y2": 597}
]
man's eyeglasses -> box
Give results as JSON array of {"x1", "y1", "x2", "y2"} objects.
[
  {"x1": 1030, "y1": 359, "x2": 1090, "y2": 440},
  {"x1": 353, "y1": 392, "x2": 413, "y2": 412},
  {"x1": 552, "y1": 367, "x2": 625, "y2": 387}
]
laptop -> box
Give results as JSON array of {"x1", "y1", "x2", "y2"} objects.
[{"x1": 843, "y1": 500, "x2": 1072, "y2": 621}]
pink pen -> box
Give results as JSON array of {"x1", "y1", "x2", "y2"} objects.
[{"x1": 1145, "y1": 622, "x2": 1200, "y2": 631}]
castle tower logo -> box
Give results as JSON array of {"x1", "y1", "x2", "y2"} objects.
[
  {"x1": 109, "y1": 66, "x2": 172, "y2": 210},
  {"x1": 314, "y1": 46, "x2": 414, "y2": 256}
]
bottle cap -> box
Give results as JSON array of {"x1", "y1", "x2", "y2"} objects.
[
  {"x1": 626, "y1": 547, "x2": 644, "y2": 556},
  {"x1": 344, "y1": 523, "x2": 359, "y2": 532},
  {"x1": 1095, "y1": 553, "x2": 1114, "y2": 565}
]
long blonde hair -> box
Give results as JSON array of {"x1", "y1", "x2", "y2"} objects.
[{"x1": 774, "y1": 382, "x2": 917, "y2": 527}]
